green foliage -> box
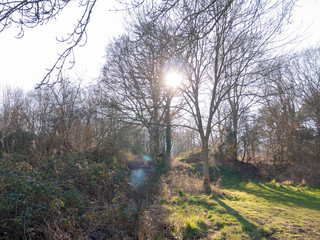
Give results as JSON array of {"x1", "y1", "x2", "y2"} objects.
[
  {"x1": 184, "y1": 221, "x2": 207, "y2": 239},
  {"x1": 50, "y1": 198, "x2": 64, "y2": 215},
  {"x1": 0, "y1": 152, "x2": 130, "y2": 239},
  {"x1": 0, "y1": 129, "x2": 36, "y2": 155}
]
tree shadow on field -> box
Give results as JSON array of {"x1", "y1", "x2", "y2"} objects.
[
  {"x1": 218, "y1": 163, "x2": 320, "y2": 211},
  {"x1": 216, "y1": 198, "x2": 269, "y2": 239},
  {"x1": 232, "y1": 182, "x2": 320, "y2": 211},
  {"x1": 186, "y1": 195, "x2": 269, "y2": 239}
]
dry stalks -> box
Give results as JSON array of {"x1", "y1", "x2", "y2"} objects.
[
  {"x1": 138, "y1": 159, "x2": 217, "y2": 239},
  {"x1": 168, "y1": 159, "x2": 204, "y2": 194}
]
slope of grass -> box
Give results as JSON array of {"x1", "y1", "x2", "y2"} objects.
[{"x1": 142, "y1": 160, "x2": 320, "y2": 239}]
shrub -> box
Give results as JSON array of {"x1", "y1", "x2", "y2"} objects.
[{"x1": 0, "y1": 152, "x2": 131, "y2": 239}]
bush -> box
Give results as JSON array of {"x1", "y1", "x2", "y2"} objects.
[
  {"x1": 0, "y1": 129, "x2": 36, "y2": 155},
  {"x1": 0, "y1": 152, "x2": 131, "y2": 239}
]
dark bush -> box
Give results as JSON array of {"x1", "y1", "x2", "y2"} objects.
[{"x1": 0, "y1": 152, "x2": 131, "y2": 239}]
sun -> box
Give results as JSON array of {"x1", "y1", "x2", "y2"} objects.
[{"x1": 165, "y1": 71, "x2": 182, "y2": 88}]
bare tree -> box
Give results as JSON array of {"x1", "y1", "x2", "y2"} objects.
[
  {"x1": 100, "y1": 20, "x2": 179, "y2": 164},
  {"x1": 257, "y1": 58, "x2": 298, "y2": 166},
  {"x1": 290, "y1": 46, "x2": 320, "y2": 160},
  {"x1": 40, "y1": 78, "x2": 83, "y2": 153},
  {"x1": 167, "y1": 0, "x2": 296, "y2": 193},
  {"x1": 1, "y1": 0, "x2": 296, "y2": 88},
  {"x1": 0, "y1": 88, "x2": 26, "y2": 132}
]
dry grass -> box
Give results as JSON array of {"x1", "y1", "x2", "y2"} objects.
[
  {"x1": 138, "y1": 204, "x2": 172, "y2": 239},
  {"x1": 138, "y1": 159, "x2": 218, "y2": 239},
  {"x1": 277, "y1": 161, "x2": 320, "y2": 187},
  {"x1": 168, "y1": 159, "x2": 205, "y2": 194}
]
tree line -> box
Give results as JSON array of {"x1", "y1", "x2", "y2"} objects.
[
  {"x1": 2, "y1": 0, "x2": 320, "y2": 192},
  {"x1": 1, "y1": 1, "x2": 320, "y2": 237}
]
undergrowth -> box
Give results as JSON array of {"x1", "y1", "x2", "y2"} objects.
[
  {"x1": 1, "y1": 149, "x2": 319, "y2": 239},
  {"x1": 0, "y1": 152, "x2": 147, "y2": 239},
  {"x1": 139, "y1": 157, "x2": 320, "y2": 239}
]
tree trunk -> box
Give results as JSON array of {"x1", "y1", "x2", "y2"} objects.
[
  {"x1": 231, "y1": 111, "x2": 238, "y2": 161},
  {"x1": 165, "y1": 100, "x2": 172, "y2": 167},
  {"x1": 202, "y1": 139, "x2": 211, "y2": 194},
  {"x1": 150, "y1": 126, "x2": 160, "y2": 165},
  {"x1": 165, "y1": 121, "x2": 171, "y2": 167}
]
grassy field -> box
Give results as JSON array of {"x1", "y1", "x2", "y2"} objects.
[{"x1": 139, "y1": 159, "x2": 320, "y2": 239}]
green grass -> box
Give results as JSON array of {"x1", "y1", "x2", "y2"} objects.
[{"x1": 157, "y1": 162, "x2": 320, "y2": 239}]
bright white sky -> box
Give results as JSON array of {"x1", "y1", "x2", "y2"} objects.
[
  {"x1": 0, "y1": 0, "x2": 320, "y2": 91},
  {"x1": 0, "y1": 0, "x2": 124, "y2": 90}
]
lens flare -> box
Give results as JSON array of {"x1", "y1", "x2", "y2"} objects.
[
  {"x1": 143, "y1": 155, "x2": 152, "y2": 161},
  {"x1": 130, "y1": 168, "x2": 146, "y2": 189}
]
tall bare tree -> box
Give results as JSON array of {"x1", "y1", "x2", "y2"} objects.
[
  {"x1": 100, "y1": 21, "x2": 179, "y2": 164},
  {"x1": 291, "y1": 46, "x2": 320, "y2": 160},
  {"x1": 164, "y1": 0, "x2": 296, "y2": 193}
]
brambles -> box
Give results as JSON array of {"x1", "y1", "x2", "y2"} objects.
[{"x1": 0, "y1": 152, "x2": 132, "y2": 238}]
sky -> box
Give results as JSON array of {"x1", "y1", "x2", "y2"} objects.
[
  {"x1": 0, "y1": 0, "x2": 320, "y2": 91},
  {"x1": 0, "y1": 0, "x2": 124, "y2": 91}
]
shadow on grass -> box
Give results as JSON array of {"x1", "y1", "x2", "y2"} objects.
[
  {"x1": 255, "y1": 183, "x2": 320, "y2": 210},
  {"x1": 216, "y1": 164, "x2": 320, "y2": 211},
  {"x1": 216, "y1": 165, "x2": 320, "y2": 211},
  {"x1": 216, "y1": 198, "x2": 269, "y2": 239},
  {"x1": 185, "y1": 197, "x2": 267, "y2": 239},
  {"x1": 223, "y1": 181, "x2": 320, "y2": 211},
  {"x1": 187, "y1": 198, "x2": 218, "y2": 211}
]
